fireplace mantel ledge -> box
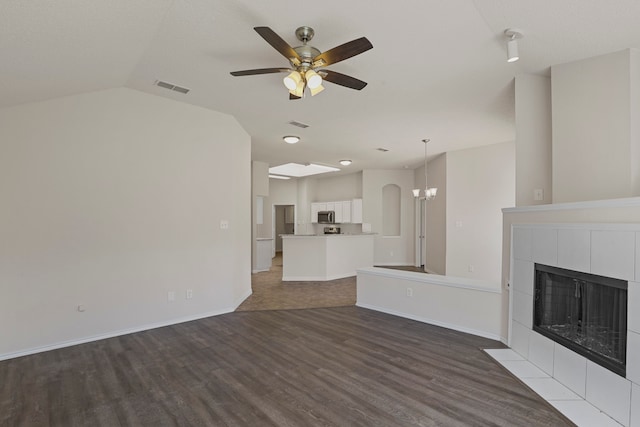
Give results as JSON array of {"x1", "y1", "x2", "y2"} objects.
[{"x1": 502, "y1": 196, "x2": 640, "y2": 214}]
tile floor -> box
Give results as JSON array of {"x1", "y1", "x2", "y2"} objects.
[{"x1": 485, "y1": 348, "x2": 623, "y2": 427}]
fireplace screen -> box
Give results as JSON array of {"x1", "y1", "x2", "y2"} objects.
[{"x1": 534, "y1": 264, "x2": 627, "y2": 377}]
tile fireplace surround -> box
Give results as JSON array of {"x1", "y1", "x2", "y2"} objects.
[{"x1": 508, "y1": 223, "x2": 640, "y2": 426}]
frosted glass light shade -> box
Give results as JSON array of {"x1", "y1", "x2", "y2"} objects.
[
  {"x1": 305, "y1": 69, "x2": 323, "y2": 89},
  {"x1": 309, "y1": 84, "x2": 324, "y2": 96},
  {"x1": 283, "y1": 71, "x2": 302, "y2": 90}
]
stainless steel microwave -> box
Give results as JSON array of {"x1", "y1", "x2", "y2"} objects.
[{"x1": 317, "y1": 210, "x2": 335, "y2": 224}]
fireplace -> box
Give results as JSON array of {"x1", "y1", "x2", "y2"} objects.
[{"x1": 533, "y1": 263, "x2": 628, "y2": 377}]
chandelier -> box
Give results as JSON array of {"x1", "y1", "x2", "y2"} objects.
[{"x1": 412, "y1": 139, "x2": 438, "y2": 200}]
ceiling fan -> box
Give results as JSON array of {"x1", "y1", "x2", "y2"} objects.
[{"x1": 230, "y1": 26, "x2": 373, "y2": 99}]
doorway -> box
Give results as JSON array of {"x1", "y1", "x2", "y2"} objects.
[{"x1": 272, "y1": 204, "x2": 295, "y2": 257}]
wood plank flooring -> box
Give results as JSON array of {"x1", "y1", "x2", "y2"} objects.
[
  {"x1": 1, "y1": 306, "x2": 574, "y2": 426},
  {"x1": 236, "y1": 253, "x2": 356, "y2": 311}
]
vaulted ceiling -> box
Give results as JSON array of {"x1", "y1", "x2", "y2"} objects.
[{"x1": 3, "y1": 1, "x2": 640, "y2": 174}]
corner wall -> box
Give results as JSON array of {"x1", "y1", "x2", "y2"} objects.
[
  {"x1": 446, "y1": 142, "x2": 515, "y2": 283},
  {"x1": 515, "y1": 74, "x2": 552, "y2": 206},
  {"x1": 552, "y1": 49, "x2": 640, "y2": 202},
  {"x1": 0, "y1": 88, "x2": 252, "y2": 359}
]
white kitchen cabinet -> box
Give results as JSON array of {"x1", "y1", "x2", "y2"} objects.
[
  {"x1": 342, "y1": 201, "x2": 352, "y2": 223},
  {"x1": 312, "y1": 200, "x2": 357, "y2": 223},
  {"x1": 351, "y1": 198, "x2": 363, "y2": 223},
  {"x1": 256, "y1": 196, "x2": 264, "y2": 225},
  {"x1": 255, "y1": 238, "x2": 273, "y2": 272},
  {"x1": 311, "y1": 202, "x2": 326, "y2": 223},
  {"x1": 334, "y1": 202, "x2": 344, "y2": 223}
]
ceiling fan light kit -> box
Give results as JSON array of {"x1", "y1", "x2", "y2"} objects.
[{"x1": 231, "y1": 26, "x2": 373, "y2": 99}]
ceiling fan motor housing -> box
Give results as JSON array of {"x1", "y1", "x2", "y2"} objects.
[{"x1": 295, "y1": 26, "x2": 315, "y2": 43}]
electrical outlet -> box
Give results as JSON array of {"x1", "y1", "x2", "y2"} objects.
[
  {"x1": 534, "y1": 189, "x2": 544, "y2": 201},
  {"x1": 406, "y1": 287, "x2": 413, "y2": 297},
  {"x1": 468, "y1": 265, "x2": 475, "y2": 272},
  {"x1": 220, "y1": 220, "x2": 229, "y2": 230},
  {"x1": 168, "y1": 291, "x2": 176, "y2": 302},
  {"x1": 186, "y1": 289, "x2": 193, "y2": 299}
]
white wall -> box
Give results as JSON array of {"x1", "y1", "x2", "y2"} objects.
[
  {"x1": 268, "y1": 178, "x2": 299, "y2": 249},
  {"x1": 446, "y1": 142, "x2": 515, "y2": 283},
  {"x1": 314, "y1": 172, "x2": 363, "y2": 201},
  {"x1": 0, "y1": 88, "x2": 251, "y2": 359},
  {"x1": 515, "y1": 74, "x2": 552, "y2": 206},
  {"x1": 552, "y1": 49, "x2": 640, "y2": 203},
  {"x1": 362, "y1": 169, "x2": 415, "y2": 265},
  {"x1": 357, "y1": 268, "x2": 502, "y2": 340}
]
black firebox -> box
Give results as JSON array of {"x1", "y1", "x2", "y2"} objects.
[{"x1": 533, "y1": 264, "x2": 628, "y2": 377}]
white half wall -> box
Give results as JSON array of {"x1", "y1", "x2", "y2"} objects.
[
  {"x1": 357, "y1": 268, "x2": 502, "y2": 340},
  {"x1": 0, "y1": 88, "x2": 251, "y2": 359}
]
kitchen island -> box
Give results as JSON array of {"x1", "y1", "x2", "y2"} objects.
[{"x1": 281, "y1": 234, "x2": 375, "y2": 281}]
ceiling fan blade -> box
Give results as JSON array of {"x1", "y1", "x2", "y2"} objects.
[
  {"x1": 313, "y1": 37, "x2": 373, "y2": 67},
  {"x1": 320, "y1": 70, "x2": 368, "y2": 90},
  {"x1": 254, "y1": 27, "x2": 301, "y2": 61},
  {"x1": 230, "y1": 68, "x2": 290, "y2": 76}
]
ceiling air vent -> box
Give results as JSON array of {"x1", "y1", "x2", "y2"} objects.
[
  {"x1": 288, "y1": 120, "x2": 310, "y2": 129},
  {"x1": 155, "y1": 80, "x2": 190, "y2": 95}
]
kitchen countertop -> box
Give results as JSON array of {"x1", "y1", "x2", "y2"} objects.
[{"x1": 281, "y1": 233, "x2": 376, "y2": 237}]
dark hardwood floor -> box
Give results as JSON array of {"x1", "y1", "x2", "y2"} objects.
[{"x1": 1, "y1": 306, "x2": 573, "y2": 426}]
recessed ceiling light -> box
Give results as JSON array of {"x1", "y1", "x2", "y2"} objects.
[
  {"x1": 269, "y1": 174, "x2": 291, "y2": 180},
  {"x1": 283, "y1": 135, "x2": 300, "y2": 144},
  {"x1": 339, "y1": 160, "x2": 352, "y2": 166},
  {"x1": 269, "y1": 163, "x2": 340, "y2": 177}
]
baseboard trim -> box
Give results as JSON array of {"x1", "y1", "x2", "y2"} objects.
[
  {"x1": 0, "y1": 308, "x2": 236, "y2": 362},
  {"x1": 356, "y1": 302, "x2": 502, "y2": 341},
  {"x1": 233, "y1": 289, "x2": 253, "y2": 307}
]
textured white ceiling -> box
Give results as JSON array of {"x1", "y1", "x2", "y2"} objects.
[{"x1": 3, "y1": 0, "x2": 640, "y2": 174}]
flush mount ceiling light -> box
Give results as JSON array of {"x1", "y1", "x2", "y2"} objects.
[
  {"x1": 283, "y1": 135, "x2": 300, "y2": 144},
  {"x1": 269, "y1": 162, "x2": 340, "y2": 178},
  {"x1": 413, "y1": 139, "x2": 438, "y2": 200},
  {"x1": 339, "y1": 159, "x2": 352, "y2": 166},
  {"x1": 504, "y1": 28, "x2": 523, "y2": 63}
]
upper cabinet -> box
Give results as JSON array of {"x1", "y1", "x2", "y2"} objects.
[
  {"x1": 351, "y1": 198, "x2": 363, "y2": 224},
  {"x1": 310, "y1": 203, "x2": 326, "y2": 223},
  {"x1": 256, "y1": 196, "x2": 264, "y2": 225},
  {"x1": 311, "y1": 199, "x2": 362, "y2": 224}
]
